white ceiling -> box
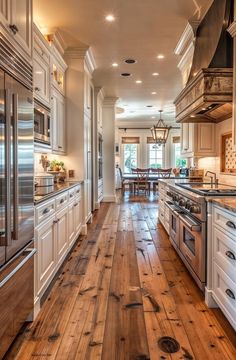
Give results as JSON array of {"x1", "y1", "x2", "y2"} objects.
[{"x1": 33, "y1": 0, "x2": 213, "y2": 125}]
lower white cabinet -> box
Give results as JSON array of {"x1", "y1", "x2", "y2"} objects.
[
  {"x1": 35, "y1": 216, "x2": 57, "y2": 297},
  {"x1": 158, "y1": 181, "x2": 170, "y2": 235},
  {"x1": 34, "y1": 185, "x2": 82, "y2": 309},
  {"x1": 56, "y1": 206, "x2": 68, "y2": 265},
  {"x1": 206, "y1": 203, "x2": 236, "y2": 331}
]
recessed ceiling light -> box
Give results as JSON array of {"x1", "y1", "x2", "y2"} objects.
[
  {"x1": 136, "y1": 80, "x2": 142, "y2": 84},
  {"x1": 121, "y1": 73, "x2": 132, "y2": 77},
  {"x1": 112, "y1": 62, "x2": 118, "y2": 67},
  {"x1": 152, "y1": 72, "x2": 159, "y2": 76},
  {"x1": 146, "y1": 105, "x2": 153, "y2": 108},
  {"x1": 151, "y1": 92, "x2": 157, "y2": 95},
  {"x1": 157, "y1": 54, "x2": 165, "y2": 59},
  {"x1": 105, "y1": 14, "x2": 115, "y2": 22},
  {"x1": 125, "y1": 59, "x2": 137, "y2": 64}
]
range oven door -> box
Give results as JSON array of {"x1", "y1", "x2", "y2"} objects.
[
  {"x1": 179, "y1": 213, "x2": 206, "y2": 284},
  {"x1": 165, "y1": 201, "x2": 180, "y2": 249}
]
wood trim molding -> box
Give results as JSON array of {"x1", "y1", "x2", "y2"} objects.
[
  {"x1": 64, "y1": 46, "x2": 89, "y2": 59},
  {"x1": 174, "y1": 21, "x2": 199, "y2": 55},
  {"x1": 103, "y1": 97, "x2": 119, "y2": 107},
  {"x1": 85, "y1": 47, "x2": 96, "y2": 74}
]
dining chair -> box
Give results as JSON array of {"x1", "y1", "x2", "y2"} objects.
[
  {"x1": 133, "y1": 168, "x2": 151, "y2": 195},
  {"x1": 119, "y1": 168, "x2": 134, "y2": 194},
  {"x1": 151, "y1": 168, "x2": 161, "y2": 194}
]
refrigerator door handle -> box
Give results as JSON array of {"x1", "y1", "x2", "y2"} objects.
[
  {"x1": 12, "y1": 93, "x2": 18, "y2": 241},
  {"x1": 0, "y1": 248, "x2": 36, "y2": 288},
  {"x1": 5, "y1": 89, "x2": 11, "y2": 246}
]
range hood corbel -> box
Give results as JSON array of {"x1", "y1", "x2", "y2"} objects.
[{"x1": 174, "y1": 0, "x2": 233, "y2": 124}]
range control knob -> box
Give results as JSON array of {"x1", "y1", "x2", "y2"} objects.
[
  {"x1": 185, "y1": 200, "x2": 191, "y2": 210},
  {"x1": 178, "y1": 198, "x2": 186, "y2": 207},
  {"x1": 189, "y1": 205, "x2": 201, "y2": 214},
  {"x1": 173, "y1": 194, "x2": 179, "y2": 202}
]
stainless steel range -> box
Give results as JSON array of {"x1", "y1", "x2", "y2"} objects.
[{"x1": 165, "y1": 182, "x2": 236, "y2": 291}]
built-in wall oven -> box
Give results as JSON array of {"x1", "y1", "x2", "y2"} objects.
[{"x1": 34, "y1": 100, "x2": 51, "y2": 145}]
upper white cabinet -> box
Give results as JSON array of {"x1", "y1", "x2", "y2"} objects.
[
  {"x1": 51, "y1": 87, "x2": 66, "y2": 154},
  {"x1": 33, "y1": 25, "x2": 50, "y2": 106},
  {"x1": 181, "y1": 123, "x2": 216, "y2": 158},
  {"x1": 51, "y1": 44, "x2": 67, "y2": 95},
  {"x1": 0, "y1": 0, "x2": 32, "y2": 59}
]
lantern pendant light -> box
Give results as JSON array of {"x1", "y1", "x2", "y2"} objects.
[{"x1": 151, "y1": 110, "x2": 170, "y2": 145}]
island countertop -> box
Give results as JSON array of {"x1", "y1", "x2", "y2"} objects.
[
  {"x1": 210, "y1": 198, "x2": 236, "y2": 214},
  {"x1": 34, "y1": 180, "x2": 84, "y2": 205}
]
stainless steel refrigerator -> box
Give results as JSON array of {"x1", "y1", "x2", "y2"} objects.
[{"x1": 0, "y1": 68, "x2": 35, "y2": 358}]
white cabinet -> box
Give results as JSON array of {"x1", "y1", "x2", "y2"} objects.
[
  {"x1": 206, "y1": 203, "x2": 236, "y2": 331},
  {"x1": 158, "y1": 181, "x2": 171, "y2": 235},
  {"x1": 56, "y1": 206, "x2": 68, "y2": 264},
  {"x1": 51, "y1": 44, "x2": 67, "y2": 95},
  {"x1": 0, "y1": 0, "x2": 32, "y2": 59},
  {"x1": 33, "y1": 25, "x2": 50, "y2": 106},
  {"x1": 35, "y1": 216, "x2": 56, "y2": 296},
  {"x1": 181, "y1": 123, "x2": 216, "y2": 158},
  {"x1": 51, "y1": 88, "x2": 66, "y2": 154},
  {"x1": 34, "y1": 185, "x2": 83, "y2": 308}
]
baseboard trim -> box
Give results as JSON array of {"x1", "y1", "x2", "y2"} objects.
[
  {"x1": 205, "y1": 288, "x2": 218, "y2": 308},
  {"x1": 102, "y1": 195, "x2": 117, "y2": 202}
]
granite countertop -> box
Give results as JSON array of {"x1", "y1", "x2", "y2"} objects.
[
  {"x1": 210, "y1": 198, "x2": 236, "y2": 214},
  {"x1": 34, "y1": 180, "x2": 83, "y2": 205}
]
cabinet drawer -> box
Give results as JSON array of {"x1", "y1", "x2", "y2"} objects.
[
  {"x1": 213, "y1": 206, "x2": 236, "y2": 238},
  {"x1": 213, "y1": 227, "x2": 236, "y2": 282},
  {"x1": 213, "y1": 263, "x2": 236, "y2": 330},
  {"x1": 74, "y1": 185, "x2": 81, "y2": 197},
  {"x1": 68, "y1": 188, "x2": 76, "y2": 201},
  {"x1": 35, "y1": 199, "x2": 55, "y2": 226},
  {"x1": 56, "y1": 191, "x2": 69, "y2": 210}
]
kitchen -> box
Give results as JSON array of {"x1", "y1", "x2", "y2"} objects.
[{"x1": 0, "y1": 0, "x2": 236, "y2": 359}]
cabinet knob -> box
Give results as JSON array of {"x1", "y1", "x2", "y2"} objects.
[
  {"x1": 225, "y1": 288, "x2": 235, "y2": 300},
  {"x1": 53, "y1": 219, "x2": 59, "y2": 224},
  {"x1": 226, "y1": 220, "x2": 236, "y2": 229},
  {"x1": 60, "y1": 198, "x2": 64, "y2": 204},
  {"x1": 9, "y1": 24, "x2": 18, "y2": 35},
  {"x1": 74, "y1": 203, "x2": 78, "y2": 207},
  {"x1": 225, "y1": 251, "x2": 236, "y2": 260},
  {"x1": 42, "y1": 208, "x2": 50, "y2": 215},
  {"x1": 35, "y1": 87, "x2": 41, "y2": 92}
]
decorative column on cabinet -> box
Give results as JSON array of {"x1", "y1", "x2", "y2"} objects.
[
  {"x1": 228, "y1": 10, "x2": 236, "y2": 152},
  {"x1": 102, "y1": 97, "x2": 118, "y2": 202}
]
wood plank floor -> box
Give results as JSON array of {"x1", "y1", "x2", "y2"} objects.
[{"x1": 5, "y1": 194, "x2": 236, "y2": 360}]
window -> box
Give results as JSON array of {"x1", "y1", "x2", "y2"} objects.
[
  {"x1": 174, "y1": 142, "x2": 187, "y2": 167},
  {"x1": 123, "y1": 144, "x2": 138, "y2": 173},
  {"x1": 148, "y1": 144, "x2": 163, "y2": 168}
]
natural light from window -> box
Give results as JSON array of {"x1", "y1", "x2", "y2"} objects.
[
  {"x1": 174, "y1": 142, "x2": 187, "y2": 168},
  {"x1": 148, "y1": 144, "x2": 163, "y2": 169},
  {"x1": 123, "y1": 144, "x2": 138, "y2": 173}
]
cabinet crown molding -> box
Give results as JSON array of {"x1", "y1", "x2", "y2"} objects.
[
  {"x1": 64, "y1": 46, "x2": 89, "y2": 59},
  {"x1": 227, "y1": 21, "x2": 236, "y2": 37},
  {"x1": 103, "y1": 97, "x2": 119, "y2": 106},
  {"x1": 174, "y1": 21, "x2": 199, "y2": 56}
]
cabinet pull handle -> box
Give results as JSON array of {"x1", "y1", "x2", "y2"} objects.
[
  {"x1": 60, "y1": 199, "x2": 64, "y2": 204},
  {"x1": 43, "y1": 208, "x2": 50, "y2": 215},
  {"x1": 76, "y1": 190, "x2": 80, "y2": 193},
  {"x1": 9, "y1": 24, "x2": 18, "y2": 35},
  {"x1": 225, "y1": 289, "x2": 235, "y2": 300},
  {"x1": 70, "y1": 194, "x2": 73, "y2": 198},
  {"x1": 53, "y1": 219, "x2": 58, "y2": 224},
  {"x1": 74, "y1": 203, "x2": 78, "y2": 207},
  {"x1": 225, "y1": 251, "x2": 236, "y2": 260},
  {"x1": 226, "y1": 221, "x2": 236, "y2": 229},
  {"x1": 58, "y1": 146, "x2": 62, "y2": 149},
  {"x1": 34, "y1": 87, "x2": 41, "y2": 92}
]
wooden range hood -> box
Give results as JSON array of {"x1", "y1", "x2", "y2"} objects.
[{"x1": 174, "y1": 0, "x2": 233, "y2": 124}]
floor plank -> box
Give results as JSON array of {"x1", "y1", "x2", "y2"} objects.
[{"x1": 5, "y1": 196, "x2": 236, "y2": 360}]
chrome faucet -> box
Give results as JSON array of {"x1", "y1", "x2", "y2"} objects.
[{"x1": 205, "y1": 171, "x2": 219, "y2": 186}]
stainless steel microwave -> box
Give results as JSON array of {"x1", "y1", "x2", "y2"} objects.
[{"x1": 34, "y1": 101, "x2": 51, "y2": 145}]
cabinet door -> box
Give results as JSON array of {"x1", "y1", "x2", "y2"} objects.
[
  {"x1": 74, "y1": 198, "x2": 82, "y2": 235},
  {"x1": 68, "y1": 202, "x2": 75, "y2": 248},
  {"x1": 196, "y1": 123, "x2": 216, "y2": 155},
  {"x1": 33, "y1": 53, "x2": 50, "y2": 106},
  {"x1": 181, "y1": 123, "x2": 189, "y2": 153},
  {"x1": 52, "y1": 88, "x2": 66, "y2": 154},
  {"x1": 35, "y1": 216, "x2": 56, "y2": 296},
  {"x1": 10, "y1": 0, "x2": 32, "y2": 57},
  {"x1": 56, "y1": 207, "x2": 68, "y2": 265},
  {"x1": 0, "y1": 0, "x2": 10, "y2": 25}
]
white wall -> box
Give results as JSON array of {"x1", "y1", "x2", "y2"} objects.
[
  {"x1": 115, "y1": 127, "x2": 180, "y2": 171},
  {"x1": 198, "y1": 118, "x2": 236, "y2": 185}
]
